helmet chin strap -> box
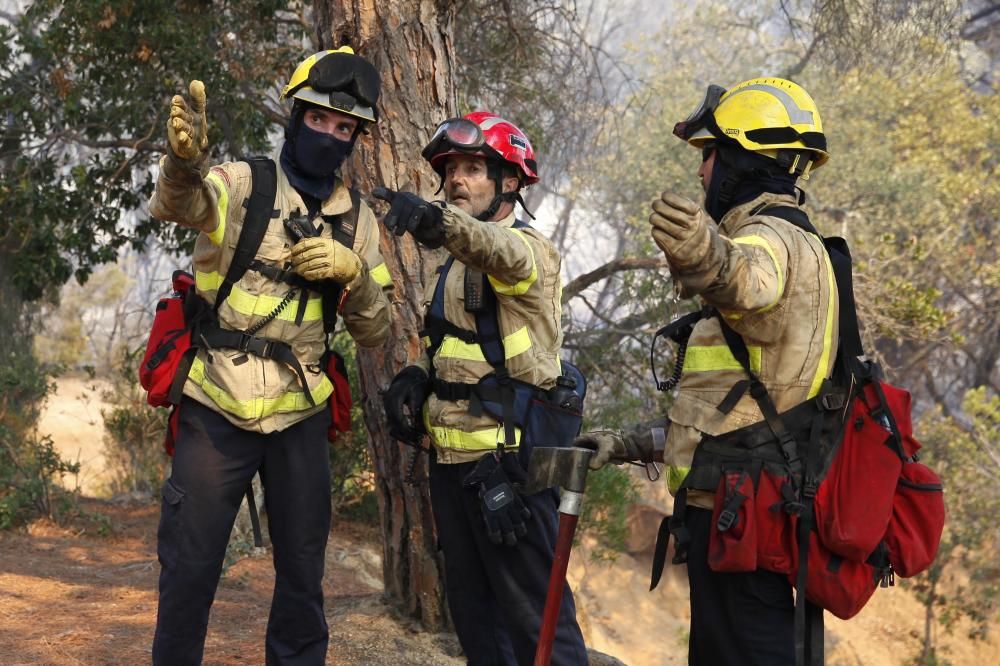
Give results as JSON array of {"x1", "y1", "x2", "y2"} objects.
[{"x1": 475, "y1": 161, "x2": 534, "y2": 221}]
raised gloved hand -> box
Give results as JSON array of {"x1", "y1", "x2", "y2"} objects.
[
  {"x1": 573, "y1": 419, "x2": 666, "y2": 470},
  {"x1": 463, "y1": 452, "x2": 532, "y2": 546},
  {"x1": 383, "y1": 366, "x2": 430, "y2": 444},
  {"x1": 290, "y1": 237, "x2": 362, "y2": 284},
  {"x1": 167, "y1": 80, "x2": 209, "y2": 167},
  {"x1": 372, "y1": 187, "x2": 446, "y2": 249},
  {"x1": 649, "y1": 193, "x2": 712, "y2": 268}
]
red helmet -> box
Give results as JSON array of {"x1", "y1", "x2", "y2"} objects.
[{"x1": 421, "y1": 111, "x2": 539, "y2": 185}]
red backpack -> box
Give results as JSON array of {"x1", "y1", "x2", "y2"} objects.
[{"x1": 649, "y1": 206, "x2": 945, "y2": 665}]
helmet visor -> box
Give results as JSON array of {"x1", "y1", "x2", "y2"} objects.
[
  {"x1": 673, "y1": 84, "x2": 726, "y2": 141},
  {"x1": 306, "y1": 52, "x2": 381, "y2": 108},
  {"x1": 421, "y1": 118, "x2": 485, "y2": 161}
]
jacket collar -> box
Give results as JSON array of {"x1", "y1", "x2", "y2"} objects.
[{"x1": 720, "y1": 191, "x2": 802, "y2": 235}]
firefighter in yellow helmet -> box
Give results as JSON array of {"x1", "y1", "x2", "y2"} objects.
[
  {"x1": 148, "y1": 48, "x2": 392, "y2": 664},
  {"x1": 575, "y1": 78, "x2": 838, "y2": 665}
]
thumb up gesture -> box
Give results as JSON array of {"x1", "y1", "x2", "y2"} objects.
[{"x1": 167, "y1": 80, "x2": 209, "y2": 164}]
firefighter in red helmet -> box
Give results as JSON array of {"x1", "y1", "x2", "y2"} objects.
[{"x1": 375, "y1": 112, "x2": 588, "y2": 664}]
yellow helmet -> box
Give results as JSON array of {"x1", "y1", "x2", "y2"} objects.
[
  {"x1": 281, "y1": 47, "x2": 380, "y2": 123},
  {"x1": 674, "y1": 78, "x2": 828, "y2": 175}
]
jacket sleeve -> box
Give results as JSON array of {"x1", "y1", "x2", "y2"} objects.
[
  {"x1": 672, "y1": 219, "x2": 789, "y2": 315},
  {"x1": 440, "y1": 205, "x2": 539, "y2": 297},
  {"x1": 341, "y1": 201, "x2": 393, "y2": 347},
  {"x1": 147, "y1": 154, "x2": 221, "y2": 235}
]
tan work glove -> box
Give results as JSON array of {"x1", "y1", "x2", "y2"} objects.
[
  {"x1": 649, "y1": 193, "x2": 713, "y2": 269},
  {"x1": 573, "y1": 419, "x2": 667, "y2": 471},
  {"x1": 167, "y1": 80, "x2": 209, "y2": 169},
  {"x1": 290, "y1": 237, "x2": 362, "y2": 284}
]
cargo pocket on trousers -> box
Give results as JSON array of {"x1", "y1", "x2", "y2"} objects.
[{"x1": 157, "y1": 478, "x2": 186, "y2": 568}]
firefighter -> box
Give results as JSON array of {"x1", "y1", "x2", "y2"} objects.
[
  {"x1": 148, "y1": 48, "x2": 393, "y2": 665},
  {"x1": 376, "y1": 112, "x2": 588, "y2": 665},
  {"x1": 575, "y1": 78, "x2": 837, "y2": 665}
]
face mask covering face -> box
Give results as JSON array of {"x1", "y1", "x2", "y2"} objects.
[{"x1": 293, "y1": 122, "x2": 354, "y2": 178}]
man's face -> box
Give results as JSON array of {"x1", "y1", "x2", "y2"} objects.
[
  {"x1": 698, "y1": 143, "x2": 716, "y2": 193},
  {"x1": 302, "y1": 107, "x2": 359, "y2": 141},
  {"x1": 443, "y1": 154, "x2": 498, "y2": 217}
]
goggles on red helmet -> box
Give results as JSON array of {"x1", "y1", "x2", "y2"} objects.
[
  {"x1": 672, "y1": 84, "x2": 726, "y2": 141},
  {"x1": 420, "y1": 117, "x2": 491, "y2": 162}
]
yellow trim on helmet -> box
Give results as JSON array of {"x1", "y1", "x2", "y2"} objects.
[{"x1": 281, "y1": 47, "x2": 376, "y2": 123}]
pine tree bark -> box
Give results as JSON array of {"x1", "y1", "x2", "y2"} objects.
[{"x1": 313, "y1": 0, "x2": 457, "y2": 629}]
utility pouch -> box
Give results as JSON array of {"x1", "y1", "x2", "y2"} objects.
[
  {"x1": 754, "y1": 470, "x2": 800, "y2": 574},
  {"x1": 884, "y1": 461, "x2": 945, "y2": 577},
  {"x1": 707, "y1": 468, "x2": 758, "y2": 572},
  {"x1": 790, "y1": 531, "x2": 883, "y2": 620}
]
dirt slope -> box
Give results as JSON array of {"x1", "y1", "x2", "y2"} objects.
[{"x1": 15, "y1": 376, "x2": 995, "y2": 665}]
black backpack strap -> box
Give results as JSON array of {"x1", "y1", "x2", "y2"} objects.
[
  {"x1": 756, "y1": 205, "x2": 864, "y2": 368},
  {"x1": 215, "y1": 157, "x2": 278, "y2": 312}
]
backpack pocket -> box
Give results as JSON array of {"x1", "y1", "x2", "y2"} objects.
[
  {"x1": 755, "y1": 471, "x2": 799, "y2": 574},
  {"x1": 885, "y1": 462, "x2": 945, "y2": 577},
  {"x1": 708, "y1": 468, "x2": 758, "y2": 572},
  {"x1": 814, "y1": 381, "x2": 906, "y2": 561},
  {"x1": 791, "y1": 531, "x2": 881, "y2": 620}
]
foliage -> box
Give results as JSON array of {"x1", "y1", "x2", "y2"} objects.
[
  {"x1": 0, "y1": 342, "x2": 80, "y2": 529},
  {"x1": 327, "y1": 331, "x2": 377, "y2": 517},
  {"x1": 1, "y1": 0, "x2": 299, "y2": 299},
  {"x1": 577, "y1": 464, "x2": 640, "y2": 561},
  {"x1": 100, "y1": 348, "x2": 170, "y2": 498}
]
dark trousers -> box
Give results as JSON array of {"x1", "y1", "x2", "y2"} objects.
[
  {"x1": 686, "y1": 506, "x2": 795, "y2": 666},
  {"x1": 152, "y1": 398, "x2": 333, "y2": 666},
  {"x1": 429, "y1": 456, "x2": 588, "y2": 666}
]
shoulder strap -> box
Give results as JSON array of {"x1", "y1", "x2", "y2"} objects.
[
  {"x1": 760, "y1": 205, "x2": 864, "y2": 367},
  {"x1": 215, "y1": 157, "x2": 277, "y2": 313}
]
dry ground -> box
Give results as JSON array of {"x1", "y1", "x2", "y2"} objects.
[{"x1": 2, "y1": 376, "x2": 992, "y2": 665}]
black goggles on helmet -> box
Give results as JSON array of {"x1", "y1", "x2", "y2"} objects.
[
  {"x1": 673, "y1": 84, "x2": 726, "y2": 141},
  {"x1": 289, "y1": 52, "x2": 381, "y2": 109},
  {"x1": 421, "y1": 118, "x2": 488, "y2": 162}
]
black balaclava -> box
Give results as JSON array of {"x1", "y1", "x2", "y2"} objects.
[
  {"x1": 704, "y1": 143, "x2": 798, "y2": 223},
  {"x1": 280, "y1": 102, "x2": 358, "y2": 207}
]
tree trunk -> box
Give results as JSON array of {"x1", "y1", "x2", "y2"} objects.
[{"x1": 313, "y1": 0, "x2": 457, "y2": 630}]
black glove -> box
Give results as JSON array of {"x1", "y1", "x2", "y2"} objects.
[
  {"x1": 383, "y1": 366, "x2": 429, "y2": 444},
  {"x1": 372, "y1": 187, "x2": 446, "y2": 249},
  {"x1": 462, "y1": 453, "x2": 532, "y2": 547}
]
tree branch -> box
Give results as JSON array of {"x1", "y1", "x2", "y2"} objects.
[{"x1": 562, "y1": 256, "x2": 666, "y2": 305}]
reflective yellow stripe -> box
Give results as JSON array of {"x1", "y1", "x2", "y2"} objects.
[
  {"x1": 370, "y1": 262, "x2": 392, "y2": 287},
  {"x1": 488, "y1": 229, "x2": 537, "y2": 296},
  {"x1": 422, "y1": 336, "x2": 432, "y2": 348},
  {"x1": 732, "y1": 235, "x2": 784, "y2": 312},
  {"x1": 807, "y1": 251, "x2": 837, "y2": 399},
  {"x1": 205, "y1": 172, "x2": 228, "y2": 246},
  {"x1": 427, "y1": 423, "x2": 522, "y2": 451},
  {"x1": 436, "y1": 326, "x2": 531, "y2": 362},
  {"x1": 188, "y1": 357, "x2": 333, "y2": 420},
  {"x1": 683, "y1": 345, "x2": 762, "y2": 374},
  {"x1": 667, "y1": 465, "x2": 690, "y2": 494},
  {"x1": 194, "y1": 271, "x2": 324, "y2": 322}
]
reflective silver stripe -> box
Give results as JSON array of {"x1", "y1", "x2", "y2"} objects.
[{"x1": 731, "y1": 84, "x2": 814, "y2": 125}]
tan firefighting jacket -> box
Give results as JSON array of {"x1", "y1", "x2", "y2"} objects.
[
  {"x1": 413, "y1": 206, "x2": 565, "y2": 464},
  {"x1": 148, "y1": 146, "x2": 393, "y2": 433},
  {"x1": 665, "y1": 192, "x2": 839, "y2": 508}
]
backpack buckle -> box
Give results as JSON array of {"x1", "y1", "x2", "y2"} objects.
[{"x1": 820, "y1": 392, "x2": 845, "y2": 411}]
